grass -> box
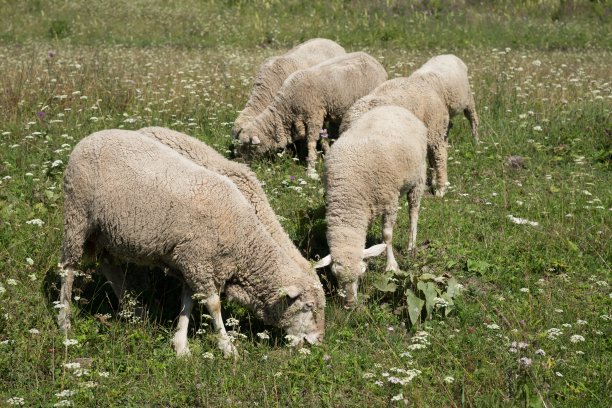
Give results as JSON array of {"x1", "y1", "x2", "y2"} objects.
[{"x1": 0, "y1": 0, "x2": 610, "y2": 406}]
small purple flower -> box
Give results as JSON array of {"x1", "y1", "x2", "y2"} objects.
[
  {"x1": 290, "y1": 175, "x2": 296, "y2": 182},
  {"x1": 519, "y1": 357, "x2": 532, "y2": 367},
  {"x1": 37, "y1": 111, "x2": 46, "y2": 120},
  {"x1": 48, "y1": 51, "x2": 55, "y2": 58}
]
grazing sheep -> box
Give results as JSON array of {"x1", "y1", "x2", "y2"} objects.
[
  {"x1": 315, "y1": 106, "x2": 428, "y2": 307},
  {"x1": 137, "y1": 126, "x2": 313, "y2": 275},
  {"x1": 232, "y1": 38, "x2": 346, "y2": 139},
  {"x1": 238, "y1": 51, "x2": 388, "y2": 178},
  {"x1": 341, "y1": 54, "x2": 479, "y2": 196},
  {"x1": 57, "y1": 130, "x2": 326, "y2": 357}
]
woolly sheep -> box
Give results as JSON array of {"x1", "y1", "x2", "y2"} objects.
[
  {"x1": 315, "y1": 106, "x2": 428, "y2": 307},
  {"x1": 341, "y1": 54, "x2": 479, "y2": 196},
  {"x1": 57, "y1": 130, "x2": 326, "y2": 357},
  {"x1": 238, "y1": 51, "x2": 388, "y2": 178},
  {"x1": 137, "y1": 126, "x2": 313, "y2": 275},
  {"x1": 232, "y1": 38, "x2": 346, "y2": 138}
]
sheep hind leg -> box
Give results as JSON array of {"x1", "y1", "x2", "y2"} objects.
[
  {"x1": 172, "y1": 283, "x2": 194, "y2": 357},
  {"x1": 407, "y1": 182, "x2": 424, "y2": 253},
  {"x1": 431, "y1": 140, "x2": 449, "y2": 197},
  {"x1": 382, "y1": 205, "x2": 399, "y2": 272}
]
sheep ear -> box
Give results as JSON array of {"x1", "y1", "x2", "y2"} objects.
[
  {"x1": 362, "y1": 243, "x2": 387, "y2": 259},
  {"x1": 314, "y1": 255, "x2": 332, "y2": 269},
  {"x1": 251, "y1": 136, "x2": 261, "y2": 145},
  {"x1": 281, "y1": 285, "x2": 303, "y2": 299}
]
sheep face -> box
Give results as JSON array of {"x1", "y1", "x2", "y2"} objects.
[
  {"x1": 276, "y1": 284, "x2": 325, "y2": 346},
  {"x1": 331, "y1": 260, "x2": 366, "y2": 308}
]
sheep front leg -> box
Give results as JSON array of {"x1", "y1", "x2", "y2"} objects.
[
  {"x1": 305, "y1": 117, "x2": 324, "y2": 179},
  {"x1": 173, "y1": 283, "x2": 194, "y2": 356},
  {"x1": 204, "y1": 294, "x2": 238, "y2": 357},
  {"x1": 57, "y1": 264, "x2": 77, "y2": 331},
  {"x1": 407, "y1": 182, "x2": 424, "y2": 252},
  {"x1": 382, "y1": 205, "x2": 399, "y2": 272}
]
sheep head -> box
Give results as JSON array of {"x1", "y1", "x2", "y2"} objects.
[{"x1": 272, "y1": 278, "x2": 326, "y2": 347}]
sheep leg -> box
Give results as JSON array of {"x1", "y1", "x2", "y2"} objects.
[
  {"x1": 172, "y1": 283, "x2": 194, "y2": 357},
  {"x1": 428, "y1": 123, "x2": 450, "y2": 197},
  {"x1": 407, "y1": 182, "x2": 424, "y2": 252},
  {"x1": 204, "y1": 293, "x2": 238, "y2": 357},
  {"x1": 57, "y1": 265, "x2": 77, "y2": 331},
  {"x1": 58, "y1": 200, "x2": 90, "y2": 331},
  {"x1": 464, "y1": 93, "x2": 479, "y2": 142},
  {"x1": 305, "y1": 116, "x2": 324, "y2": 179},
  {"x1": 382, "y1": 206, "x2": 399, "y2": 272}
]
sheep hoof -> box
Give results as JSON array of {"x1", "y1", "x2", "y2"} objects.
[
  {"x1": 219, "y1": 340, "x2": 238, "y2": 358},
  {"x1": 385, "y1": 262, "x2": 399, "y2": 272},
  {"x1": 176, "y1": 346, "x2": 191, "y2": 358}
]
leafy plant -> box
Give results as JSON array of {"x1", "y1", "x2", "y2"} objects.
[{"x1": 373, "y1": 270, "x2": 462, "y2": 325}]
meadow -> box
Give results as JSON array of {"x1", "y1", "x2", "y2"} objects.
[{"x1": 0, "y1": 1, "x2": 610, "y2": 406}]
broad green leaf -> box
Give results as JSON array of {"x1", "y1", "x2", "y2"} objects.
[
  {"x1": 373, "y1": 273, "x2": 397, "y2": 292},
  {"x1": 467, "y1": 259, "x2": 492, "y2": 275},
  {"x1": 419, "y1": 273, "x2": 437, "y2": 281},
  {"x1": 417, "y1": 281, "x2": 438, "y2": 319},
  {"x1": 405, "y1": 289, "x2": 424, "y2": 325},
  {"x1": 446, "y1": 277, "x2": 459, "y2": 298}
]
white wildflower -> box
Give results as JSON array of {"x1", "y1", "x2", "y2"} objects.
[
  {"x1": 519, "y1": 357, "x2": 532, "y2": 367},
  {"x1": 98, "y1": 371, "x2": 110, "y2": 378},
  {"x1": 55, "y1": 390, "x2": 76, "y2": 398},
  {"x1": 507, "y1": 215, "x2": 539, "y2": 227},
  {"x1": 62, "y1": 338, "x2": 78, "y2": 347},
  {"x1": 0, "y1": 284, "x2": 5, "y2": 295},
  {"x1": 26, "y1": 218, "x2": 45, "y2": 226},
  {"x1": 29, "y1": 328, "x2": 40, "y2": 335},
  {"x1": 535, "y1": 349, "x2": 546, "y2": 356},
  {"x1": 532, "y1": 59, "x2": 542, "y2": 67},
  {"x1": 443, "y1": 376, "x2": 455, "y2": 384},
  {"x1": 6, "y1": 397, "x2": 25, "y2": 405},
  {"x1": 519, "y1": 287, "x2": 529, "y2": 293},
  {"x1": 7, "y1": 279, "x2": 17, "y2": 286},
  {"x1": 225, "y1": 317, "x2": 240, "y2": 327},
  {"x1": 391, "y1": 393, "x2": 404, "y2": 402},
  {"x1": 284, "y1": 334, "x2": 300, "y2": 347},
  {"x1": 555, "y1": 371, "x2": 563, "y2": 377},
  {"x1": 51, "y1": 160, "x2": 63, "y2": 168},
  {"x1": 257, "y1": 331, "x2": 270, "y2": 340},
  {"x1": 53, "y1": 400, "x2": 73, "y2": 407},
  {"x1": 485, "y1": 323, "x2": 500, "y2": 330},
  {"x1": 576, "y1": 319, "x2": 587, "y2": 325},
  {"x1": 297, "y1": 347, "x2": 311, "y2": 355},
  {"x1": 570, "y1": 334, "x2": 585, "y2": 343},
  {"x1": 80, "y1": 381, "x2": 97, "y2": 388},
  {"x1": 362, "y1": 372, "x2": 375, "y2": 379},
  {"x1": 547, "y1": 328, "x2": 563, "y2": 340},
  {"x1": 202, "y1": 352, "x2": 214, "y2": 360}
]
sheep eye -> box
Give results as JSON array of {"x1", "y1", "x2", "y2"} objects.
[{"x1": 303, "y1": 302, "x2": 314, "y2": 311}]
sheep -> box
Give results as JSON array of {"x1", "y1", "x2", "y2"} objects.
[
  {"x1": 232, "y1": 38, "x2": 346, "y2": 139},
  {"x1": 57, "y1": 129, "x2": 326, "y2": 357},
  {"x1": 238, "y1": 51, "x2": 388, "y2": 178},
  {"x1": 137, "y1": 126, "x2": 313, "y2": 275},
  {"x1": 340, "y1": 54, "x2": 479, "y2": 197},
  {"x1": 315, "y1": 106, "x2": 428, "y2": 307}
]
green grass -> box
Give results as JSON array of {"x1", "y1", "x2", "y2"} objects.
[{"x1": 0, "y1": 1, "x2": 610, "y2": 407}]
